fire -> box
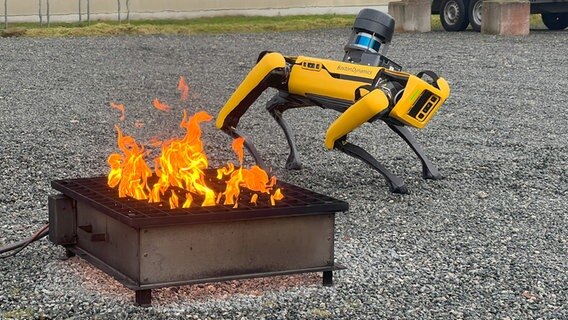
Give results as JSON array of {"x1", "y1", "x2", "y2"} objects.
[
  {"x1": 110, "y1": 102, "x2": 126, "y2": 122},
  {"x1": 169, "y1": 190, "x2": 179, "y2": 209},
  {"x1": 177, "y1": 76, "x2": 189, "y2": 101},
  {"x1": 271, "y1": 188, "x2": 284, "y2": 206},
  {"x1": 250, "y1": 193, "x2": 258, "y2": 205},
  {"x1": 232, "y1": 137, "x2": 245, "y2": 163},
  {"x1": 148, "y1": 137, "x2": 162, "y2": 147},
  {"x1": 107, "y1": 125, "x2": 152, "y2": 200},
  {"x1": 216, "y1": 137, "x2": 283, "y2": 208},
  {"x1": 107, "y1": 80, "x2": 284, "y2": 208},
  {"x1": 151, "y1": 110, "x2": 216, "y2": 207},
  {"x1": 152, "y1": 98, "x2": 172, "y2": 112}
]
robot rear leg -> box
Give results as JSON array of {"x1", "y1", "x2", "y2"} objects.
[
  {"x1": 387, "y1": 123, "x2": 442, "y2": 180},
  {"x1": 266, "y1": 93, "x2": 308, "y2": 170}
]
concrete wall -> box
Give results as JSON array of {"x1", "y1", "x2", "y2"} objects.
[{"x1": 1, "y1": 0, "x2": 390, "y2": 23}]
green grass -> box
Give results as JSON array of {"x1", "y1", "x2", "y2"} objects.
[
  {"x1": 2, "y1": 308, "x2": 34, "y2": 319},
  {"x1": 1, "y1": 13, "x2": 548, "y2": 38},
  {"x1": 3, "y1": 14, "x2": 356, "y2": 38},
  {"x1": 432, "y1": 15, "x2": 442, "y2": 30}
]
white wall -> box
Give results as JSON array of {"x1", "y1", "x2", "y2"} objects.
[{"x1": 1, "y1": 0, "x2": 389, "y2": 23}]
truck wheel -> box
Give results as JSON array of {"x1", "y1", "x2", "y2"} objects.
[
  {"x1": 468, "y1": 0, "x2": 483, "y2": 32},
  {"x1": 440, "y1": 0, "x2": 470, "y2": 31},
  {"x1": 541, "y1": 13, "x2": 568, "y2": 30}
]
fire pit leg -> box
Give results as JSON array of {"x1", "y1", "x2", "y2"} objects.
[
  {"x1": 322, "y1": 270, "x2": 333, "y2": 287},
  {"x1": 135, "y1": 289, "x2": 152, "y2": 307},
  {"x1": 65, "y1": 247, "x2": 75, "y2": 258},
  {"x1": 58, "y1": 246, "x2": 75, "y2": 261}
]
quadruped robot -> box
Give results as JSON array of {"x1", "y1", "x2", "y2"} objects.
[{"x1": 216, "y1": 9, "x2": 450, "y2": 194}]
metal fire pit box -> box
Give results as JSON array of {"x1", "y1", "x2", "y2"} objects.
[{"x1": 48, "y1": 174, "x2": 348, "y2": 306}]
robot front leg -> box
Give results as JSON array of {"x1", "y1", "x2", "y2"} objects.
[
  {"x1": 386, "y1": 123, "x2": 442, "y2": 180},
  {"x1": 215, "y1": 52, "x2": 288, "y2": 169},
  {"x1": 325, "y1": 89, "x2": 408, "y2": 194},
  {"x1": 266, "y1": 93, "x2": 308, "y2": 170},
  {"x1": 334, "y1": 137, "x2": 407, "y2": 193},
  {"x1": 221, "y1": 127, "x2": 266, "y2": 170}
]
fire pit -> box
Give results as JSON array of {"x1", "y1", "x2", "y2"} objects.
[
  {"x1": 47, "y1": 80, "x2": 348, "y2": 306},
  {"x1": 48, "y1": 171, "x2": 348, "y2": 306}
]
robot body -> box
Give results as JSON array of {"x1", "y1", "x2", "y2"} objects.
[{"x1": 216, "y1": 9, "x2": 451, "y2": 193}]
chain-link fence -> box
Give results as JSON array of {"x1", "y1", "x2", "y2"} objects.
[{"x1": 2, "y1": 0, "x2": 131, "y2": 29}]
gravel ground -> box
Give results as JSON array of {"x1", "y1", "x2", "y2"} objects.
[{"x1": 0, "y1": 28, "x2": 566, "y2": 319}]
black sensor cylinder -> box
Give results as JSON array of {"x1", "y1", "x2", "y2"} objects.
[
  {"x1": 352, "y1": 9, "x2": 395, "y2": 44},
  {"x1": 343, "y1": 9, "x2": 397, "y2": 67}
]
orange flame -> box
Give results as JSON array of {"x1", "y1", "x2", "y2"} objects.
[
  {"x1": 273, "y1": 188, "x2": 284, "y2": 200},
  {"x1": 250, "y1": 193, "x2": 258, "y2": 205},
  {"x1": 107, "y1": 79, "x2": 284, "y2": 208},
  {"x1": 107, "y1": 125, "x2": 152, "y2": 199},
  {"x1": 153, "y1": 98, "x2": 171, "y2": 112},
  {"x1": 232, "y1": 137, "x2": 245, "y2": 164},
  {"x1": 151, "y1": 110, "x2": 216, "y2": 207},
  {"x1": 110, "y1": 102, "x2": 126, "y2": 122},
  {"x1": 221, "y1": 168, "x2": 243, "y2": 207},
  {"x1": 217, "y1": 137, "x2": 282, "y2": 207},
  {"x1": 270, "y1": 188, "x2": 284, "y2": 206},
  {"x1": 216, "y1": 162, "x2": 235, "y2": 179},
  {"x1": 183, "y1": 193, "x2": 193, "y2": 208},
  {"x1": 177, "y1": 76, "x2": 189, "y2": 101},
  {"x1": 169, "y1": 190, "x2": 179, "y2": 209},
  {"x1": 148, "y1": 137, "x2": 163, "y2": 147}
]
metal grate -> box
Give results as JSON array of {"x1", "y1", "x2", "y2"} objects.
[{"x1": 51, "y1": 170, "x2": 348, "y2": 228}]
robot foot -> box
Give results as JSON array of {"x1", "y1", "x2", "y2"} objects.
[
  {"x1": 285, "y1": 153, "x2": 302, "y2": 170},
  {"x1": 422, "y1": 166, "x2": 443, "y2": 180},
  {"x1": 334, "y1": 139, "x2": 408, "y2": 194},
  {"x1": 390, "y1": 184, "x2": 409, "y2": 194}
]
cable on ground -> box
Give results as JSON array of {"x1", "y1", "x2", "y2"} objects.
[{"x1": 0, "y1": 224, "x2": 49, "y2": 258}]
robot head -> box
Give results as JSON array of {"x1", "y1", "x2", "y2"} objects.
[{"x1": 343, "y1": 9, "x2": 396, "y2": 67}]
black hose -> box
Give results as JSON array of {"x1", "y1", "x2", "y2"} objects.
[{"x1": 0, "y1": 224, "x2": 49, "y2": 258}]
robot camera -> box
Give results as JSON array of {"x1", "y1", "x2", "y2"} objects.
[{"x1": 343, "y1": 9, "x2": 400, "y2": 70}]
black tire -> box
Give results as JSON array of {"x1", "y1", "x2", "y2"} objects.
[
  {"x1": 468, "y1": 0, "x2": 483, "y2": 32},
  {"x1": 440, "y1": 0, "x2": 470, "y2": 31},
  {"x1": 541, "y1": 13, "x2": 568, "y2": 30}
]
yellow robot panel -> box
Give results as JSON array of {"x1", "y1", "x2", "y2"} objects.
[
  {"x1": 216, "y1": 52, "x2": 286, "y2": 129},
  {"x1": 288, "y1": 56, "x2": 380, "y2": 102},
  {"x1": 389, "y1": 75, "x2": 450, "y2": 129},
  {"x1": 325, "y1": 89, "x2": 389, "y2": 149}
]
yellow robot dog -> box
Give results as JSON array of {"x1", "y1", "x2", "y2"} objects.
[{"x1": 216, "y1": 9, "x2": 450, "y2": 194}]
